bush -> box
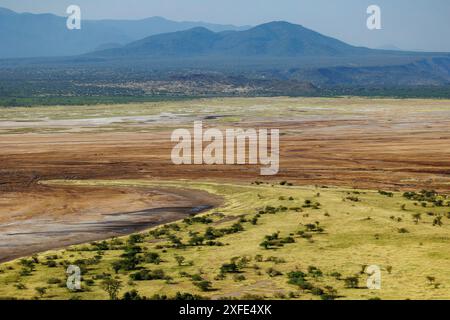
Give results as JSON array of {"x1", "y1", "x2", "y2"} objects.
[
  {"x1": 233, "y1": 274, "x2": 246, "y2": 282},
  {"x1": 47, "y1": 278, "x2": 62, "y2": 285},
  {"x1": 287, "y1": 271, "x2": 313, "y2": 290},
  {"x1": 321, "y1": 286, "x2": 338, "y2": 300},
  {"x1": 433, "y1": 216, "x2": 443, "y2": 227},
  {"x1": 145, "y1": 252, "x2": 161, "y2": 265},
  {"x1": 45, "y1": 260, "x2": 57, "y2": 268},
  {"x1": 14, "y1": 283, "x2": 27, "y2": 290},
  {"x1": 123, "y1": 289, "x2": 145, "y2": 300},
  {"x1": 184, "y1": 216, "x2": 213, "y2": 225},
  {"x1": 188, "y1": 234, "x2": 205, "y2": 246},
  {"x1": 266, "y1": 268, "x2": 283, "y2": 277},
  {"x1": 194, "y1": 280, "x2": 213, "y2": 292},
  {"x1": 378, "y1": 190, "x2": 394, "y2": 197},
  {"x1": 85, "y1": 279, "x2": 95, "y2": 286},
  {"x1": 127, "y1": 234, "x2": 144, "y2": 245},
  {"x1": 220, "y1": 262, "x2": 240, "y2": 274},
  {"x1": 310, "y1": 287, "x2": 324, "y2": 296},
  {"x1": 91, "y1": 241, "x2": 109, "y2": 251},
  {"x1": 35, "y1": 287, "x2": 47, "y2": 298},
  {"x1": 344, "y1": 276, "x2": 359, "y2": 289},
  {"x1": 307, "y1": 266, "x2": 323, "y2": 278},
  {"x1": 174, "y1": 292, "x2": 205, "y2": 300},
  {"x1": 129, "y1": 269, "x2": 166, "y2": 281}
]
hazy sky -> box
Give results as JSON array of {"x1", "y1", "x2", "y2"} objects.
[{"x1": 2, "y1": 0, "x2": 450, "y2": 51}]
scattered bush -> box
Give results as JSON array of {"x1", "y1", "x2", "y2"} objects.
[
  {"x1": 144, "y1": 252, "x2": 161, "y2": 265},
  {"x1": 129, "y1": 269, "x2": 167, "y2": 281},
  {"x1": 344, "y1": 276, "x2": 359, "y2": 289}
]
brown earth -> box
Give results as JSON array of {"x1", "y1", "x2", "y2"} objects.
[{"x1": 1, "y1": 120, "x2": 450, "y2": 193}]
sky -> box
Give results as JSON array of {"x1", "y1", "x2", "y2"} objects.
[{"x1": 1, "y1": 0, "x2": 450, "y2": 52}]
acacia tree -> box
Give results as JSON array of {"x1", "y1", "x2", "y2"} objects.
[
  {"x1": 175, "y1": 255, "x2": 186, "y2": 266},
  {"x1": 35, "y1": 287, "x2": 47, "y2": 298},
  {"x1": 101, "y1": 278, "x2": 122, "y2": 300},
  {"x1": 412, "y1": 213, "x2": 422, "y2": 224}
]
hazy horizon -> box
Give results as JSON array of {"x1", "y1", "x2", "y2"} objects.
[{"x1": 1, "y1": 0, "x2": 450, "y2": 52}]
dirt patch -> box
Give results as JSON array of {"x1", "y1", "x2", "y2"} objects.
[{"x1": 0, "y1": 184, "x2": 222, "y2": 263}]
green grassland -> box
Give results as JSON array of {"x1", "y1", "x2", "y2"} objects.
[{"x1": 1, "y1": 179, "x2": 450, "y2": 300}]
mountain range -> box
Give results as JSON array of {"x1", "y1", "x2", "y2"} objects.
[
  {"x1": 94, "y1": 21, "x2": 371, "y2": 58},
  {"x1": 0, "y1": 7, "x2": 248, "y2": 58}
]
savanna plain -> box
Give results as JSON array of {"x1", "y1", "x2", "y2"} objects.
[{"x1": 1, "y1": 97, "x2": 450, "y2": 300}]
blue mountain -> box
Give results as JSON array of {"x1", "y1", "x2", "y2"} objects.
[
  {"x1": 95, "y1": 21, "x2": 372, "y2": 58},
  {"x1": 0, "y1": 7, "x2": 248, "y2": 58}
]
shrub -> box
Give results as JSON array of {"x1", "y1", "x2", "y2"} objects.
[
  {"x1": 266, "y1": 268, "x2": 283, "y2": 277},
  {"x1": 112, "y1": 255, "x2": 140, "y2": 272},
  {"x1": 233, "y1": 274, "x2": 246, "y2": 282},
  {"x1": 433, "y1": 216, "x2": 443, "y2": 227},
  {"x1": 220, "y1": 262, "x2": 240, "y2": 274},
  {"x1": 330, "y1": 272, "x2": 342, "y2": 280},
  {"x1": 184, "y1": 216, "x2": 213, "y2": 225},
  {"x1": 101, "y1": 278, "x2": 122, "y2": 300},
  {"x1": 35, "y1": 287, "x2": 47, "y2": 298},
  {"x1": 14, "y1": 283, "x2": 27, "y2": 290},
  {"x1": 91, "y1": 241, "x2": 109, "y2": 251},
  {"x1": 129, "y1": 269, "x2": 166, "y2": 281},
  {"x1": 321, "y1": 286, "x2": 338, "y2": 300},
  {"x1": 344, "y1": 276, "x2": 359, "y2": 289},
  {"x1": 188, "y1": 234, "x2": 205, "y2": 246},
  {"x1": 47, "y1": 278, "x2": 62, "y2": 285},
  {"x1": 345, "y1": 196, "x2": 360, "y2": 202},
  {"x1": 19, "y1": 267, "x2": 32, "y2": 276},
  {"x1": 168, "y1": 235, "x2": 185, "y2": 248},
  {"x1": 194, "y1": 280, "x2": 213, "y2": 292},
  {"x1": 174, "y1": 292, "x2": 205, "y2": 300},
  {"x1": 122, "y1": 289, "x2": 145, "y2": 300},
  {"x1": 145, "y1": 252, "x2": 161, "y2": 264},
  {"x1": 127, "y1": 234, "x2": 144, "y2": 245},
  {"x1": 412, "y1": 213, "x2": 422, "y2": 224},
  {"x1": 265, "y1": 256, "x2": 286, "y2": 264},
  {"x1": 175, "y1": 255, "x2": 186, "y2": 266},
  {"x1": 307, "y1": 266, "x2": 323, "y2": 278},
  {"x1": 287, "y1": 271, "x2": 313, "y2": 290},
  {"x1": 85, "y1": 279, "x2": 95, "y2": 286},
  {"x1": 378, "y1": 190, "x2": 394, "y2": 197},
  {"x1": 311, "y1": 287, "x2": 324, "y2": 296},
  {"x1": 19, "y1": 259, "x2": 35, "y2": 271}
]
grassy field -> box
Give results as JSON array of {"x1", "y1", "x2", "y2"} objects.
[{"x1": 1, "y1": 179, "x2": 450, "y2": 300}]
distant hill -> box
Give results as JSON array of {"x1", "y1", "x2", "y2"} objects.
[
  {"x1": 86, "y1": 21, "x2": 450, "y2": 87},
  {"x1": 0, "y1": 7, "x2": 248, "y2": 58},
  {"x1": 94, "y1": 21, "x2": 373, "y2": 58}
]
